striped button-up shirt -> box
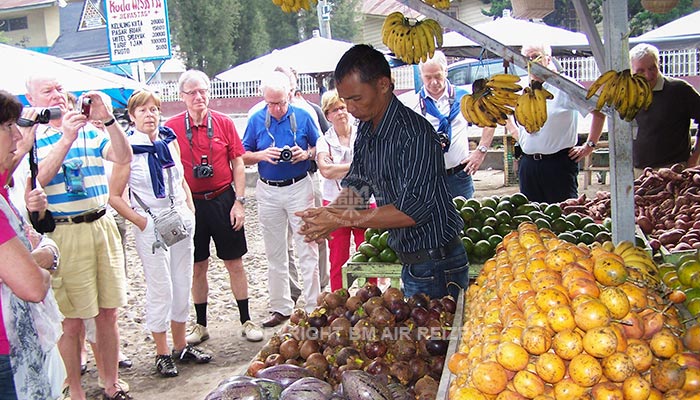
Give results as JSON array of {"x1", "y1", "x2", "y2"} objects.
[{"x1": 342, "y1": 96, "x2": 463, "y2": 253}]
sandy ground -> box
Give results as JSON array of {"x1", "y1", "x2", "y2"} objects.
[{"x1": 79, "y1": 168, "x2": 610, "y2": 399}]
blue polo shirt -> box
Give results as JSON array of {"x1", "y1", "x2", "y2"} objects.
[
  {"x1": 342, "y1": 95, "x2": 463, "y2": 253},
  {"x1": 243, "y1": 104, "x2": 319, "y2": 181}
]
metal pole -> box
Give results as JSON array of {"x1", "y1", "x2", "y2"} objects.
[{"x1": 317, "y1": 0, "x2": 332, "y2": 39}]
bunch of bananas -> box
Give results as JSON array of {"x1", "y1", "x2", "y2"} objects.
[
  {"x1": 460, "y1": 74, "x2": 522, "y2": 128},
  {"x1": 423, "y1": 0, "x2": 451, "y2": 9},
  {"x1": 603, "y1": 240, "x2": 661, "y2": 288},
  {"x1": 381, "y1": 12, "x2": 443, "y2": 64},
  {"x1": 514, "y1": 81, "x2": 554, "y2": 133},
  {"x1": 271, "y1": 0, "x2": 316, "y2": 13},
  {"x1": 586, "y1": 69, "x2": 653, "y2": 122}
]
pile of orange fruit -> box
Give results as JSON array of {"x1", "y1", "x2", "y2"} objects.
[{"x1": 448, "y1": 222, "x2": 700, "y2": 399}]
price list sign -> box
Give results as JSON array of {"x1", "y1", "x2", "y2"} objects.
[{"x1": 106, "y1": 0, "x2": 172, "y2": 64}]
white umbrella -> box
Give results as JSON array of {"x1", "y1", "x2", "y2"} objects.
[
  {"x1": 216, "y1": 35, "x2": 355, "y2": 82},
  {"x1": 0, "y1": 43, "x2": 143, "y2": 107},
  {"x1": 440, "y1": 14, "x2": 590, "y2": 58}
]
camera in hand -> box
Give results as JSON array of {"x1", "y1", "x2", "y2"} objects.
[
  {"x1": 80, "y1": 97, "x2": 91, "y2": 117},
  {"x1": 193, "y1": 155, "x2": 214, "y2": 178},
  {"x1": 279, "y1": 145, "x2": 293, "y2": 163},
  {"x1": 16, "y1": 107, "x2": 62, "y2": 127}
]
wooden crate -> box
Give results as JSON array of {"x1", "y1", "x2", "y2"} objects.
[
  {"x1": 436, "y1": 289, "x2": 465, "y2": 399},
  {"x1": 342, "y1": 262, "x2": 484, "y2": 289}
]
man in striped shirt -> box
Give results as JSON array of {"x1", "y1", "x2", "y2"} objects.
[
  {"x1": 297, "y1": 45, "x2": 469, "y2": 300},
  {"x1": 26, "y1": 75, "x2": 133, "y2": 400}
]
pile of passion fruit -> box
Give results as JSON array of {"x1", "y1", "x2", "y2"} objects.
[{"x1": 448, "y1": 222, "x2": 700, "y2": 399}]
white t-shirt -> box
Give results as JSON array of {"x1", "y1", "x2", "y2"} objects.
[
  {"x1": 517, "y1": 82, "x2": 593, "y2": 155},
  {"x1": 315, "y1": 125, "x2": 357, "y2": 202}
]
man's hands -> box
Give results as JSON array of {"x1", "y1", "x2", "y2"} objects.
[
  {"x1": 296, "y1": 207, "x2": 344, "y2": 243},
  {"x1": 463, "y1": 151, "x2": 486, "y2": 175},
  {"x1": 230, "y1": 202, "x2": 245, "y2": 231},
  {"x1": 569, "y1": 145, "x2": 594, "y2": 163},
  {"x1": 257, "y1": 145, "x2": 310, "y2": 164}
]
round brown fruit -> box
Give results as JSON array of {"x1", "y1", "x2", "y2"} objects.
[
  {"x1": 582, "y1": 326, "x2": 618, "y2": 358},
  {"x1": 535, "y1": 352, "x2": 566, "y2": 384},
  {"x1": 568, "y1": 353, "x2": 603, "y2": 387},
  {"x1": 601, "y1": 352, "x2": 636, "y2": 382}
]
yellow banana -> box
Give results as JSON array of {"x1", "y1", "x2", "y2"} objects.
[
  {"x1": 460, "y1": 95, "x2": 480, "y2": 126},
  {"x1": 515, "y1": 88, "x2": 536, "y2": 133},
  {"x1": 613, "y1": 240, "x2": 635, "y2": 256},
  {"x1": 586, "y1": 70, "x2": 619, "y2": 99},
  {"x1": 614, "y1": 69, "x2": 631, "y2": 118},
  {"x1": 602, "y1": 240, "x2": 615, "y2": 252},
  {"x1": 473, "y1": 97, "x2": 498, "y2": 127},
  {"x1": 622, "y1": 72, "x2": 639, "y2": 121},
  {"x1": 382, "y1": 13, "x2": 405, "y2": 45},
  {"x1": 486, "y1": 79, "x2": 522, "y2": 92},
  {"x1": 533, "y1": 89, "x2": 548, "y2": 128},
  {"x1": 423, "y1": 19, "x2": 443, "y2": 48},
  {"x1": 272, "y1": 0, "x2": 283, "y2": 5},
  {"x1": 633, "y1": 73, "x2": 653, "y2": 110},
  {"x1": 490, "y1": 74, "x2": 522, "y2": 84},
  {"x1": 479, "y1": 97, "x2": 508, "y2": 125},
  {"x1": 489, "y1": 89, "x2": 521, "y2": 107},
  {"x1": 596, "y1": 71, "x2": 620, "y2": 110},
  {"x1": 417, "y1": 23, "x2": 435, "y2": 60}
]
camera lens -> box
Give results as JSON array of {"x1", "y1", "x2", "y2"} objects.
[{"x1": 279, "y1": 146, "x2": 293, "y2": 162}]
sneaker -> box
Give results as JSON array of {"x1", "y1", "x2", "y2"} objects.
[
  {"x1": 172, "y1": 344, "x2": 212, "y2": 364},
  {"x1": 155, "y1": 354, "x2": 178, "y2": 377},
  {"x1": 98, "y1": 378, "x2": 130, "y2": 392},
  {"x1": 242, "y1": 320, "x2": 264, "y2": 342},
  {"x1": 185, "y1": 324, "x2": 209, "y2": 345}
]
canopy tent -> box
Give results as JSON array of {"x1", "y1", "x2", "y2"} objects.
[
  {"x1": 216, "y1": 35, "x2": 355, "y2": 82},
  {"x1": 630, "y1": 10, "x2": 700, "y2": 50},
  {"x1": 0, "y1": 43, "x2": 143, "y2": 108},
  {"x1": 439, "y1": 13, "x2": 591, "y2": 58}
]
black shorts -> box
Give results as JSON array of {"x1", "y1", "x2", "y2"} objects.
[{"x1": 193, "y1": 187, "x2": 248, "y2": 262}]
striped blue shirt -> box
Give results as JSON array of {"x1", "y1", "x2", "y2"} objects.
[
  {"x1": 342, "y1": 96, "x2": 463, "y2": 253},
  {"x1": 35, "y1": 125, "x2": 109, "y2": 217}
]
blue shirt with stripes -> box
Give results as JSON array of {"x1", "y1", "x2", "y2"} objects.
[
  {"x1": 342, "y1": 95, "x2": 463, "y2": 253},
  {"x1": 242, "y1": 104, "x2": 320, "y2": 181},
  {"x1": 35, "y1": 125, "x2": 109, "y2": 217}
]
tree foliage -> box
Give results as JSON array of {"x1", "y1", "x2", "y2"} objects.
[
  {"x1": 480, "y1": 0, "x2": 696, "y2": 37},
  {"x1": 168, "y1": 0, "x2": 361, "y2": 77}
]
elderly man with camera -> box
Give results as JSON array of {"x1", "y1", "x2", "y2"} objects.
[
  {"x1": 25, "y1": 75, "x2": 133, "y2": 400},
  {"x1": 164, "y1": 70, "x2": 263, "y2": 345},
  {"x1": 242, "y1": 71, "x2": 321, "y2": 327}
]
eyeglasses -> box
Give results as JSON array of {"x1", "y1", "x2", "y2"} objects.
[
  {"x1": 266, "y1": 100, "x2": 288, "y2": 108},
  {"x1": 182, "y1": 88, "x2": 209, "y2": 97}
]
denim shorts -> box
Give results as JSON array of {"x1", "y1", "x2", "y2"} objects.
[
  {"x1": 401, "y1": 244, "x2": 469, "y2": 300},
  {"x1": 447, "y1": 170, "x2": 475, "y2": 199},
  {"x1": 0, "y1": 355, "x2": 17, "y2": 399}
]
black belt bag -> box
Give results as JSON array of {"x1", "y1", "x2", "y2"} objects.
[
  {"x1": 396, "y1": 236, "x2": 462, "y2": 265},
  {"x1": 523, "y1": 147, "x2": 572, "y2": 161}
]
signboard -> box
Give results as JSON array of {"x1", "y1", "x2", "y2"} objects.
[{"x1": 105, "y1": 0, "x2": 172, "y2": 64}]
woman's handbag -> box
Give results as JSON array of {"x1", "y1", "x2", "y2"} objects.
[{"x1": 132, "y1": 169, "x2": 189, "y2": 248}]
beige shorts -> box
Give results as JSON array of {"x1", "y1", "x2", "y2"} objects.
[{"x1": 48, "y1": 213, "x2": 127, "y2": 319}]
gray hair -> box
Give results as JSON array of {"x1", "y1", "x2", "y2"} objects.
[
  {"x1": 259, "y1": 71, "x2": 291, "y2": 96},
  {"x1": 178, "y1": 70, "x2": 210, "y2": 92},
  {"x1": 419, "y1": 50, "x2": 448, "y2": 72},
  {"x1": 520, "y1": 43, "x2": 552, "y2": 57},
  {"x1": 630, "y1": 43, "x2": 659, "y2": 65}
]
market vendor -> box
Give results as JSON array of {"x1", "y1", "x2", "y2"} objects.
[
  {"x1": 296, "y1": 44, "x2": 468, "y2": 300},
  {"x1": 629, "y1": 43, "x2": 700, "y2": 175}
]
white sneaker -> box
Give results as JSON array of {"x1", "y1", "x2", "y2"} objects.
[
  {"x1": 242, "y1": 320, "x2": 264, "y2": 342},
  {"x1": 186, "y1": 324, "x2": 210, "y2": 345}
]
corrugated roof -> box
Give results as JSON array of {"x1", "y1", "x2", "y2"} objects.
[
  {"x1": 361, "y1": 0, "x2": 424, "y2": 19},
  {"x1": 0, "y1": 0, "x2": 54, "y2": 11},
  {"x1": 48, "y1": 1, "x2": 108, "y2": 61}
]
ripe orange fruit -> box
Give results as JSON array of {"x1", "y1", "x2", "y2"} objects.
[
  {"x1": 448, "y1": 352, "x2": 470, "y2": 375},
  {"x1": 573, "y1": 299, "x2": 611, "y2": 331},
  {"x1": 553, "y1": 378, "x2": 588, "y2": 400},
  {"x1": 566, "y1": 277, "x2": 601, "y2": 299},
  {"x1": 513, "y1": 370, "x2": 545, "y2": 399},
  {"x1": 552, "y1": 329, "x2": 584, "y2": 360},
  {"x1": 593, "y1": 255, "x2": 628, "y2": 286},
  {"x1": 590, "y1": 381, "x2": 624, "y2": 400},
  {"x1": 650, "y1": 360, "x2": 686, "y2": 393},
  {"x1": 535, "y1": 352, "x2": 566, "y2": 384},
  {"x1": 622, "y1": 374, "x2": 651, "y2": 400},
  {"x1": 598, "y1": 286, "x2": 631, "y2": 319},
  {"x1": 626, "y1": 340, "x2": 654, "y2": 373},
  {"x1": 601, "y1": 352, "x2": 636, "y2": 382},
  {"x1": 521, "y1": 326, "x2": 553, "y2": 355},
  {"x1": 582, "y1": 326, "x2": 619, "y2": 358},
  {"x1": 649, "y1": 328, "x2": 682, "y2": 359},
  {"x1": 619, "y1": 282, "x2": 648, "y2": 309},
  {"x1": 544, "y1": 247, "x2": 577, "y2": 272},
  {"x1": 547, "y1": 305, "x2": 576, "y2": 333},
  {"x1": 534, "y1": 288, "x2": 570, "y2": 313},
  {"x1": 471, "y1": 360, "x2": 509, "y2": 395},
  {"x1": 494, "y1": 389, "x2": 527, "y2": 400},
  {"x1": 569, "y1": 353, "x2": 603, "y2": 387},
  {"x1": 496, "y1": 341, "x2": 530, "y2": 372},
  {"x1": 682, "y1": 366, "x2": 700, "y2": 392},
  {"x1": 451, "y1": 387, "x2": 488, "y2": 400},
  {"x1": 683, "y1": 324, "x2": 700, "y2": 352}
]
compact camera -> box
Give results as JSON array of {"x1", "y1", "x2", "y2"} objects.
[
  {"x1": 193, "y1": 155, "x2": 214, "y2": 179},
  {"x1": 279, "y1": 145, "x2": 293, "y2": 163},
  {"x1": 16, "y1": 107, "x2": 62, "y2": 127},
  {"x1": 437, "y1": 132, "x2": 450, "y2": 148},
  {"x1": 80, "y1": 97, "x2": 91, "y2": 117}
]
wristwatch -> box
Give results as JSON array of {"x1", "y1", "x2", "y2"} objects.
[
  {"x1": 477, "y1": 145, "x2": 488, "y2": 154},
  {"x1": 236, "y1": 196, "x2": 246, "y2": 205},
  {"x1": 586, "y1": 140, "x2": 596, "y2": 148}
]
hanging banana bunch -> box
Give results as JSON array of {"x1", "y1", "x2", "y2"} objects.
[
  {"x1": 460, "y1": 74, "x2": 522, "y2": 128},
  {"x1": 423, "y1": 0, "x2": 451, "y2": 9},
  {"x1": 514, "y1": 81, "x2": 554, "y2": 134},
  {"x1": 381, "y1": 12, "x2": 443, "y2": 64},
  {"x1": 272, "y1": 0, "x2": 317, "y2": 13},
  {"x1": 586, "y1": 69, "x2": 653, "y2": 122}
]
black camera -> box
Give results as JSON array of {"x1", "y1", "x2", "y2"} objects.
[
  {"x1": 16, "y1": 107, "x2": 62, "y2": 127},
  {"x1": 80, "y1": 97, "x2": 91, "y2": 117},
  {"x1": 193, "y1": 155, "x2": 214, "y2": 178},
  {"x1": 438, "y1": 132, "x2": 450, "y2": 148},
  {"x1": 279, "y1": 145, "x2": 293, "y2": 163}
]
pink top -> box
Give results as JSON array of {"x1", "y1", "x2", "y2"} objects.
[{"x1": 0, "y1": 170, "x2": 16, "y2": 354}]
